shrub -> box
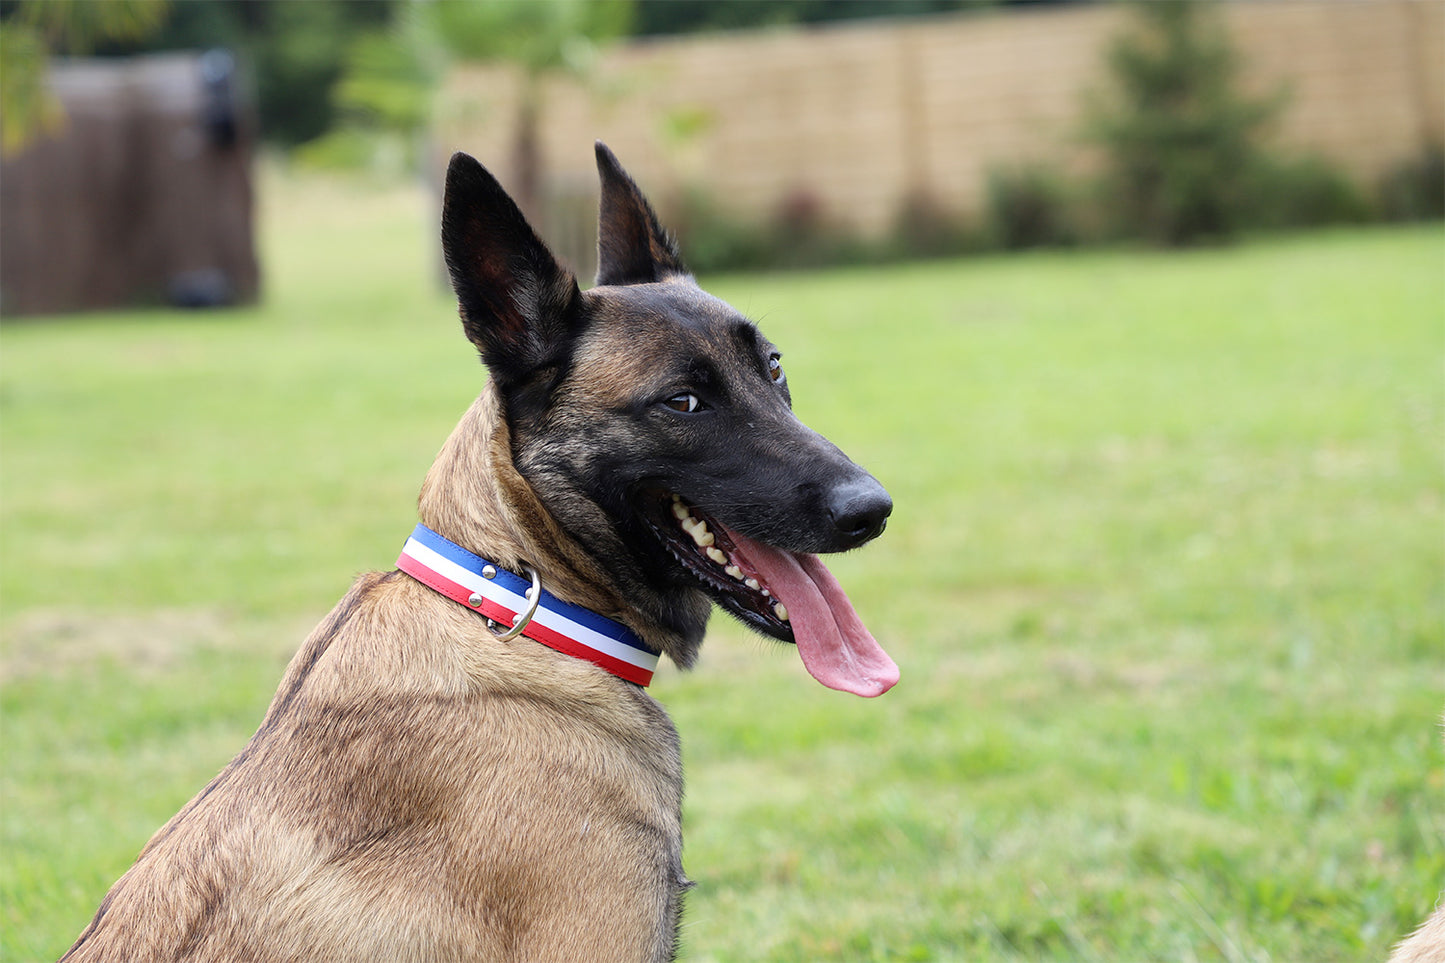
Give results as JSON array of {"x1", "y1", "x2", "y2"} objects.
[
  {"x1": 669, "y1": 188, "x2": 781, "y2": 274},
  {"x1": 671, "y1": 186, "x2": 880, "y2": 274},
  {"x1": 768, "y1": 187, "x2": 848, "y2": 269},
  {"x1": 984, "y1": 165, "x2": 1078, "y2": 249},
  {"x1": 1247, "y1": 153, "x2": 1373, "y2": 230},
  {"x1": 891, "y1": 189, "x2": 976, "y2": 259},
  {"x1": 1378, "y1": 143, "x2": 1445, "y2": 222},
  {"x1": 1086, "y1": 0, "x2": 1282, "y2": 246}
]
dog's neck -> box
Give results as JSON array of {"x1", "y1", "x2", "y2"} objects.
[{"x1": 416, "y1": 383, "x2": 683, "y2": 659}]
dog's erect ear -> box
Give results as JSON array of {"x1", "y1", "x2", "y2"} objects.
[
  {"x1": 441, "y1": 151, "x2": 583, "y2": 389},
  {"x1": 594, "y1": 141, "x2": 688, "y2": 286}
]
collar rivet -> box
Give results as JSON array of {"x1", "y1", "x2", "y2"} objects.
[{"x1": 467, "y1": 592, "x2": 483, "y2": 607}]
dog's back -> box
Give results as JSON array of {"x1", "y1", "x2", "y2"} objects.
[{"x1": 65, "y1": 571, "x2": 686, "y2": 963}]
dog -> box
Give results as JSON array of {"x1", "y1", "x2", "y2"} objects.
[{"x1": 61, "y1": 143, "x2": 898, "y2": 962}]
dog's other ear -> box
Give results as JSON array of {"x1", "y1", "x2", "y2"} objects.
[
  {"x1": 594, "y1": 141, "x2": 688, "y2": 286},
  {"x1": 441, "y1": 151, "x2": 583, "y2": 389}
]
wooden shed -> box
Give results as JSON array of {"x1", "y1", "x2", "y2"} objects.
[{"x1": 1, "y1": 51, "x2": 258, "y2": 317}]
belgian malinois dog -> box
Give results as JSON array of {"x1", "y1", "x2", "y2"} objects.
[{"x1": 62, "y1": 144, "x2": 897, "y2": 962}]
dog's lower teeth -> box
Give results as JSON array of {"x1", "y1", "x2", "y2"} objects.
[
  {"x1": 773, "y1": 602, "x2": 789, "y2": 621},
  {"x1": 658, "y1": 496, "x2": 775, "y2": 605}
]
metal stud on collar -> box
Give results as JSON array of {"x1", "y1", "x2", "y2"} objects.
[{"x1": 485, "y1": 563, "x2": 541, "y2": 642}]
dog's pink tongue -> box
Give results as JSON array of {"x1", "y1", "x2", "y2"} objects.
[{"x1": 726, "y1": 530, "x2": 898, "y2": 697}]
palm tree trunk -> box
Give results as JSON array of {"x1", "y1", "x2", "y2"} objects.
[{"x1": 512, "y1": 77, "x2": 542, "y2": 226}]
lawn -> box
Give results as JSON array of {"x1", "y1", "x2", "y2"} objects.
[{"x1": 2, "y1": 166, "x2": 1441, "y2": 961}]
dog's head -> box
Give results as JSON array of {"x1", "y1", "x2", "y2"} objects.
[{"x1": 439, "y1": 144, "x2": 896, "y2": 696}]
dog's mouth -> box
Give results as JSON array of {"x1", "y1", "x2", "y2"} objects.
[
  {"x1": 638, "y1": 489, "x2": 899, "y2": 697},
  {"x1": 641, "y1": 491, "x2": 794, "y2": 642}
]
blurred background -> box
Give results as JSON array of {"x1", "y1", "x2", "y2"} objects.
[
  {"x1": 2, "y1": 2, "x2": 1443, "y2": 961},
  {"x1": 2, "y1": 0, "x2": 1441, "y2": 310}
]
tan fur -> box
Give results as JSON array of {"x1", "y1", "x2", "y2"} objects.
[
  {"x1": 1391, "y1": 902, "x2": 1445, "y2": 963},
  {"x1": 562, "y1": 288, "x2": 748, "y2": 414},
  {"x1": 63, "y1": 384, "x2": 688, "y2": 962},
  {"x1": 420, "y1": 383, "x2": 691, "y2": 662}
]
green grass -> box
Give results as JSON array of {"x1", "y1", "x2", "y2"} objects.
[{"x1": 2, "y1": 165, "x2": 1441, "y2": 961}]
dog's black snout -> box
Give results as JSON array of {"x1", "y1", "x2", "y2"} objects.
[{"x1": 826, "y1": 475, "x2": 893, "y2": 548}]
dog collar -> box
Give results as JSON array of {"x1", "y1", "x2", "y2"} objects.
[{"x1": 397, "y1": 524, "x2": 660, "y2": 686}]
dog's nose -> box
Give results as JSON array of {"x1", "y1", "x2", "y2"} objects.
[{"x1": 826, "y1": 475, "x2": 893, "y2": 548}]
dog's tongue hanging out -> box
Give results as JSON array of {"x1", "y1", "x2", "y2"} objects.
[{"x1": 726, "y1": 530, "x2": 899, "y2": 697}]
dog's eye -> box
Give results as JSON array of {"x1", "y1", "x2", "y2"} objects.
[
  {"x1": 663, "y1": 392, "x2": 702, "y2": 413},
  {"x1": 768, "y1": 356, "x2": 785, "y2": 384}
]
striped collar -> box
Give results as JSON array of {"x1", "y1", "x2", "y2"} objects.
[{"x1": 396, "y1": 524, "x2": 660, "y2": 686}]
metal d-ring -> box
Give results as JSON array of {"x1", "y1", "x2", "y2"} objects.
[{"x1": 487, "y1": 563, "x2": 541, "y2": 642}]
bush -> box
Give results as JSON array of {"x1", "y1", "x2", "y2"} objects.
[
  {"x1": 891, "y1": 189, "x2": 977, "y2": 259},
  {"x1": 768, "y1": 188, "x2": 855, "y2": 269},
  {"x1": 1247, "y1": 153, "x2": 1373, "y2": 230},
  {"x1": 1378, "y1": 144, "x2": 1445, "y2": 222},
  {"x1": 671, "y1": 187, "x2": 880, "y2": 274},
  {"x1": 984, "y1": 165, "x2": 1078, "y2": 249},
  {"x1": 669, "y1": 189, "x2": 781, "y2": 274},
  {"x1": 1086, "y1": 0, "x2": 1282, "y2": 246}
]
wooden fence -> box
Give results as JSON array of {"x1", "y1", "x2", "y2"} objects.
[{"x1": 440, "y1": 1, "x2": 1443, "y2": 277}]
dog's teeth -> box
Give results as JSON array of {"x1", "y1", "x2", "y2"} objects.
[
  {"x1": 725, "y1": 565, "x2": 744, "y2": 580},
  {"x1": 773, "y1": 602, "x2": 789, "y2": 621},
  {"x1": 682, "y1": 517, "x2": 712, "y2": 544},
  {"x1": 706, "y1": 547, "x2": 727, "y2": 565},
  {"x1": 672, "y1": 493, "x2": 682, "y2": 503},
  {"x1": 745, "y1": 578, "x2": 760, "y2": 591},
  {"x1": 761, "y1": 588, "x2": 771, "y2": 597},
  {"x1": 671, "y1": 502, "x2": 690, "y2": 521}
]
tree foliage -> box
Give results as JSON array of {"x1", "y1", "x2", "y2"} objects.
[
  {"x1": 423, "y1": 0, "x2": 632, "y2": 75},
  {"x1": 65, "y1": 0, "x2": 394, "y2": 147},
  {"x1": 1086, "y1": 1, "x2": 1281, "y2": 245},
  {"x1": 0, "y1": 0, "x2": 170, "y2": 154},
  {"x1": 632, "y1": 0, "x2": 1021, "y2": 36}
]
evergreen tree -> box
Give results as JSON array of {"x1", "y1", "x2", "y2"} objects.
[{"x1": 1087, "y1": 1, "x2": 1279, "y2": 245}]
